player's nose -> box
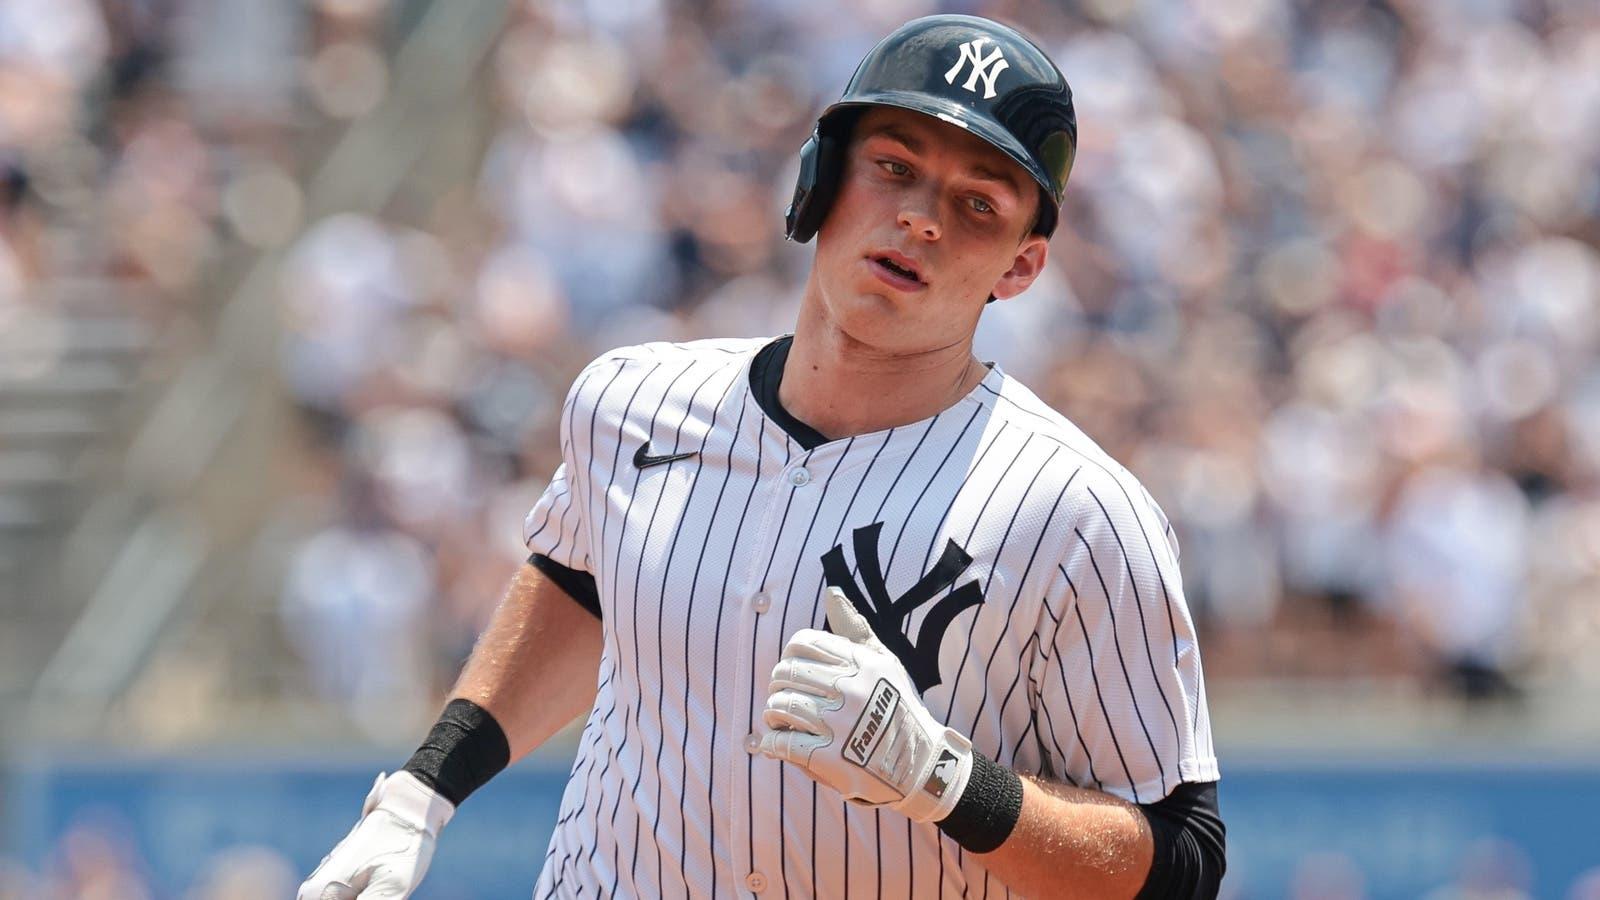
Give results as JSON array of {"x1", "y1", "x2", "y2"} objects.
[{"x1": 897, "y1": 191, "x2": 941, "y2": 241}]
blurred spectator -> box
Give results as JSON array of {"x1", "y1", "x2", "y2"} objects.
[
  {"x1": 1571, "y1": 866, "x2": 1600, "y2": 900},
  {"x1": 279, "y1": 214, "x2": 423, "y2": 419},
  {"x1": 279, "y1": 476, "x2": 434, "y2": 741},
  {"x1": 40, "y1": 820, "x2": 152, "y2": 900},
  {"x1": 183, "y1": 845, "x2": 297, "y2": 900},
  {"x1": 1422, "y1": 838, "x2": 1534, "y2": 900},
  {"x1": 1385, "y1": 455, "x2": 1531, "y2": 699}
]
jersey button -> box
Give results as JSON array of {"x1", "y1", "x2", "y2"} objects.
[
  {"x1": 746, "y1": 872, "x2": 767, "y2": 893},
  {"x1": 788, "y1": 467, "x2": 810, "y2": 486},
  {"x1": 751, "y1": 592, "x2": 770, "y2": 613},
  {"x1": 744, "y1": 733, "x2": 760, "y2": 753}
]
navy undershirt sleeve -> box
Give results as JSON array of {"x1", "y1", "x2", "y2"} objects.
[
  {"x1": 1135, "y1": 780, "x2": 1225, "y2": 899},
  {"x1": 528, "y1": 553, "x2": 601, "y2": 621}
]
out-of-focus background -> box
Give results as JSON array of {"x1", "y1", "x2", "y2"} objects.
[{"x1": 0, "y1": 0, "x2": 1597, "y2": 896}]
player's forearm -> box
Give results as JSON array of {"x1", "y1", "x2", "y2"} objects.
[
  {"x1": 975, "y1": 775, "x2": 1153, "y2": 900},
  {"x1": 450, "y1": 561, "x2": 604, "y2": 761}
]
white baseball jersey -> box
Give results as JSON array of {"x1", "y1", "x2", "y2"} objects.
[{"x1": 521, "y1": 335, "x2": 1217, "y2": 899}]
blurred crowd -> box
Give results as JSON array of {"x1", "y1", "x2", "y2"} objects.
[
  {"x1": 0, "y1": 0, "x2": 298, "y2": 349},
  {"x1": 6, "y1": 0, "x2": 1600, "y2": 732},
  {"x1": 0, "y1": 825, "x2": 296, "y2": 900},
  {"x1": 269, "y1": 0, "x2": 1600, "y2": 731}
]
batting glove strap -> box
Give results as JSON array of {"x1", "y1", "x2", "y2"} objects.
[
  {"x1": 373, "y1": 771, "x2": 456, "y2": 835},
  {"x1": 880, "y1": 723, "x2": 974, "y2": 824},
  {"x1": 832, "y1": 676, "x2": 976, "y2": 823},
  {"x1": 936, "y1": 750, "x2": 1024, "y2": 854}
]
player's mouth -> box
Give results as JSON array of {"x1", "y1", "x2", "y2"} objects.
[{"x1": 867, "y1": 250, "x2": 927, "y2": 292}]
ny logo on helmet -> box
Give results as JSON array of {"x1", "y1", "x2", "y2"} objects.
[{"x1": 944, "y1": 37, "x2": 1009, "y2": 100}]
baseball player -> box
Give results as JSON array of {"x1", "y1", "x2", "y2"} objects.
[{"x1": 300, "y1": 14, "x2": 1223, "y2": 900}]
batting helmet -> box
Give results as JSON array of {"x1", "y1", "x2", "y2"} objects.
[{"x1": 784, "y1": 14, "x2": 1077, "y2": 244}]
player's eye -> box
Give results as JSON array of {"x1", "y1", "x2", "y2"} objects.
[
  {"x1": 967, "y1": 196, "x2": 994, "y2": 214},
  {"x1": 878, "y1": 160, "x2": 910, "y2": 177}
]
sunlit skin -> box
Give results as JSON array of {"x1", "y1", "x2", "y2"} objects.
[
  {"x1": 779, "y1": 106, "x2": 1048, "y2": 441},
  {"x1": 780, "y1": 106, "x2": 1158, "y2": 899}
]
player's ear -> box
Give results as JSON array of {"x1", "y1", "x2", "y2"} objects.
[{"x1": 989, "y1": 234, "x2": 1048, "y2": 302}]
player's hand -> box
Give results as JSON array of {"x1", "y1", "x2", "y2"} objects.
[
  {"x1": 759, "y1": 586, "x2": 974, "y2": 824},
  {"x1": 297, "y1": 771, "x2": 455, "y2": 900}
]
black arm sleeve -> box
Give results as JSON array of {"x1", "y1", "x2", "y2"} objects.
[
  {"x1": 527, "y1": 553, "x2": 602, "y2": 621},
  {"x1": 1134, "y1": 780, "x2": 1226, "y2": 900}
]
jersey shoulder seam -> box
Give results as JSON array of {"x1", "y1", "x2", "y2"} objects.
[
  {"x1": 982, "y1": 378, "x2": 1137, "y2": 488},
  {"x1": 982, "y1": 378, "x2": 1174, "y2": 558}
]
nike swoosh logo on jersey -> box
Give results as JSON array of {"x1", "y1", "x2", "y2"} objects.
[{"x1": 633, "y1": 442, "x2": 698, "y2": 469}]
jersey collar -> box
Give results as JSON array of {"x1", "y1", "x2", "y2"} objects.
[
  {"x1": 747, "y1": 334, "x2": 1001, "y2": 452},
  {"x1": 750, "y1": 335, "x2": 831, "y2": 450}
]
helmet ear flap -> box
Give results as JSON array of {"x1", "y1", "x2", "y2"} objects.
[{"x1": 784, "y1": 123, "x2": 848, "y2": 243}]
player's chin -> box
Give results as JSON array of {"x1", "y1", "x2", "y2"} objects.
[
  {"x1": 831, "y1": 288, "x2": 912, "y2": 338},
  {"x1": 830, "y1": 297, "x2": 937, "y2": 354}
]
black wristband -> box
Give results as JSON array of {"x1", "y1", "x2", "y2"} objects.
[
  {"x1": 936, "y1": 750, "x2": 1024, "y2": 853},
  {"x1": 402, "y1": 698, "x2": 511, "y2": 807}
]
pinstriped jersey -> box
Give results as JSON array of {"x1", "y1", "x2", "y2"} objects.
[{"x1": 521, "y1": 335, "x2": 1218, "y2": 899}]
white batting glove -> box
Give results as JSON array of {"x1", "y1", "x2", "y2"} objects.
[
  {"x1": 759, "y1": 587, "x2": 975, "y2": 824},
  {"x1": 297, "y1": 771, "x2": 455, "y2": 900}
]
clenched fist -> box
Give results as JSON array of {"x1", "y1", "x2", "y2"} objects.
[{"x1": 759, "y1": 586, "x2": 975, "y2": 824}]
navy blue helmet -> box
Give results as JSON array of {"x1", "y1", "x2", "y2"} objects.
[{"x1": 784, "y1": 15, "x2": 1077, "y2": 242}]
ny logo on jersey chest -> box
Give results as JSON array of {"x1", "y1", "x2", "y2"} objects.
[{"x1": 820, "y1": 522, "x2": 986, "y2": 693}]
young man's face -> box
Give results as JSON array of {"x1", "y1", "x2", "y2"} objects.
[{"x1": 810, "y1": 105, "x2": 1050, "y2": 356}]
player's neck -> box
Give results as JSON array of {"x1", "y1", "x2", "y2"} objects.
[{"x1": 779, "y1": 300, "x2": 987, "y2": 442}]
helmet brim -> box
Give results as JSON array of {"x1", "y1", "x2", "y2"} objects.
[{"x1": 819, "y1": 92, "x2": 1059, "y2": 236}]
